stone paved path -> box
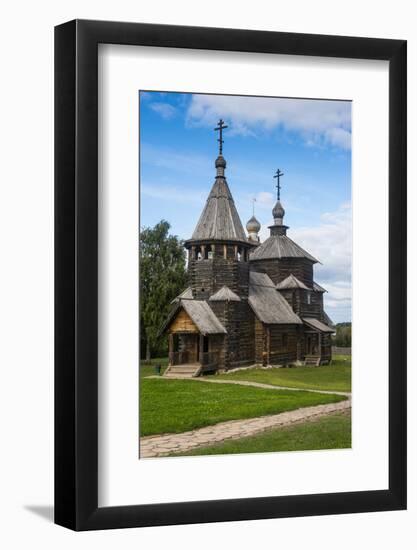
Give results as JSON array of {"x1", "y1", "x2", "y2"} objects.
[{"x1": 140, "y1": 378, "x2": 351, "y2": 457}]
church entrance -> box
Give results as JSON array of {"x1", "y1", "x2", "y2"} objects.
[{"x1": 306, "y1": 334, "x2": 318, "y2": 355}]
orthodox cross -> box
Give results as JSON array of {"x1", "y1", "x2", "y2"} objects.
[
  {"x1": 214, "y1": 119, "x2": 228, "y2": 155},
  {"x1": 274, "y1": 168, "x2": 285, "y2": 200},
  {"x1": 252, "y1": 197, "x2": 257, "y2": 216}
]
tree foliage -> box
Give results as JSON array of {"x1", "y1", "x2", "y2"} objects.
[
  {"x1": 140, "y1": 220, "x2": 187, "y2": 359},
  {"x1": 333, "y1": 322, "x2": 351, "y2": 347}
]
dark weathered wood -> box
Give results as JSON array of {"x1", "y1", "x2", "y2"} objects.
[
  {"x1": 251, "y1": 257, "x2": 314, "y2": 287},
  {"x1": 162, "y1": 130, "x2": 334, "y2": 371}
]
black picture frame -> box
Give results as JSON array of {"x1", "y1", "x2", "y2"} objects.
[{"x1": 55, "y1": 19, "x2": 407, "y2": 531}]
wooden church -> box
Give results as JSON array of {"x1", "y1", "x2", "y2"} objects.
[{"x1": 162, "y1": 120, "x2": 335, "y2": 377}]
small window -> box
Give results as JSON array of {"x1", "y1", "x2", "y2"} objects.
[
  {"x1": 282, "y1": 333, "x2": 288, "y2": 350},
  {"x1": 307, "y1": 291, "x2": 311, "y2": 305}
]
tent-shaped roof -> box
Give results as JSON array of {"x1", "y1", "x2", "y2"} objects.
[
  {"x1": 171, "y1": 287, "x2": 193, "y2": 303},
  {"x1": 303, "y1": 317, "x2": 335, "y2": 333},
  {"x1": 276, "y1": 274, "x2": 310, "y2": 291},
  {"x1": 248, "y1": 271, "x2": 302, "y2": 325},
  {"x1": 249, "y1": 234, "x2": 319, "y2": 263},
  {"x1": 188, "y1": 173, "x2": 248, "y2": 244},
  {"x1": 163, "y1": 300, "x2": 227, "y2": 335},
  {"x1": 209, "y1": 285, "x2": 241, "y2": 302}
]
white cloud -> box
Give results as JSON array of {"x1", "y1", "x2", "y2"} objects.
[
  {"x1": 291, "y1": 201, "x2": 352, "y2": 281},
  {"x1": 141, "y1": 182, "x2": 205, "y2": 205},
  {"x1": 257, "y1": 202, "x2": 352, "y2": 321},
  {"x1": 255, "y1": 191, "x2": 275, "y2": 208},
  {"x1": 141, "y1": 143, "x2": 211, "y2": 174},
  {"x1": 187, "y1": 94, "x2": 351, "y2": 150},
  {"x1": 324, "y1": 128, "x2": 351, "y2": 150},
  {"x1": 149, "y1": 102, "x2": 177, "y2": 119},
  {"x1": 291, "y1": 202, "x2": 352, "y2": 321}
]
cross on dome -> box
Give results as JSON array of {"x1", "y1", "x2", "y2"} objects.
[
  {"x1": 214, "y1": 119, "x2": 228, "y2": 155},
  {"x1": 273, "y1": 168, "x2": 284, "y2": 200}
]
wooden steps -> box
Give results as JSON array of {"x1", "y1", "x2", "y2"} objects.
[
  {"x1": 163, "y1": 363, "x2": 201, "y2": 378},
  {"x1": 304, "y1": 355, "x2": 321, "y2": 366}
]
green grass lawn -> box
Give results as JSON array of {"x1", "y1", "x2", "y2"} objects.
[
  {"x1": 140, "y1": 378, "x2": 346, "y2": 436},
  {"x1": 140, "y1": 357, "x2": 169, "y2": 378},
  {"x1": 213, "y1": 355, "x2": 351, "y2": 392},
  {"x1": 169, "y1": 412, "x2": 351, "y2": 456}
]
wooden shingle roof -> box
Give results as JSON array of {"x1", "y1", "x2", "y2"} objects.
[
  {"x1": 209, "y1": 286, "x2": 241, "y2": 302},
  {"x1": 171, "y1": 287, "x2": 193, "y2": 303},
  {"x1": 248, "y1": 271, "x2": 302, "y2": 325},
  {"x1": 182, "y1": 301, "x2": 227, "y2": 334},
  {"x1": 249, "y1": 234, "x2": 319, "y2": 263},
  {"x1": 303, "y1": 317, "x2": 335, "y2": 333},
  {"x1": 189, "y1": 177, "x2": 248, "y2": 244},
  {"x1": 276, "y1": 274, "x2": 310, "y2": 291},
  {"x1": 313, "y1": 281, "x2": 327, "y2": 293},
  {"x1": 162, "y1": 300, "x2": 227, "y2": 335}
]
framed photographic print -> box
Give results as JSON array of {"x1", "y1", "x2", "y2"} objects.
[{"x1": 55, "y1": 20, "x2": 407, "y2": 530}]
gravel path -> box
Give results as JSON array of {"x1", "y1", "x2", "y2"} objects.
[{"x1": 140, "y1": 377, "x2": 351, "y2": 458}]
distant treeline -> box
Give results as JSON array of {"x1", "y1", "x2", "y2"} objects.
[{"x1": 332, "y1": 322, "x2": 351, "y2": 347}]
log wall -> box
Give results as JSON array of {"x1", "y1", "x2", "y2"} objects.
[
  {"x1": 189, "y1": 255, "x2": 250, "y2": 301},
  {"x1": 268, "y1": 324, "x2": 299, "y2": 364},
  {"x1": 279, "y1": 288, "x2": 323, "y2": 319},
  {"x1": 250, "y1": 257, "x2": 314, "y2": 287}
]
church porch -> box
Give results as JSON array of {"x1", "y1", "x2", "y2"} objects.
[
  {"x1": 303, "y1": 317, "x2": 335, "y2": 366},
  {"x1": 161, "y1": 299, "x2": 227, "y2": 377},
  {"x1": 165, "y1": 332, "x2": 223, "y2": 377}
]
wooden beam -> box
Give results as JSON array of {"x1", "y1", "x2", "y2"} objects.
[
  {"x1": 168, "y1": 333, "x2": 174, "y2": 365},
  {"x1": 267, "y1": 326, "x2": 271, "y2": 365},
  {"x1": 199, "y1": 334, "x2": 204, "y2": 364}
]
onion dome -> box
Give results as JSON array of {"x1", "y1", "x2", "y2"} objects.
[
  {"x1": 215, "y1": 155, "x2": 227, "y2": 178},
  {"x1": 248, "y1": 168, "x2": 319, "y2": 264},
  {"x1": 246, "y1": 214, "x2": 261, "y2": 243},
  {"x1": 272, "y1": 200, "x2": 285, "y2": 224},
  {"x1": 215, "y1": 155, "x2": 226, "y2": 169},
  {"x1": 246, "y1": 215, "x2": 261, "y2": 234}
]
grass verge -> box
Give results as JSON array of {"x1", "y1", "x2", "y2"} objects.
[
  {"x1": 168, "y1": 411, "x2": 351, "y2": 456},
  {"x1": 213, "y1": 355, "x2": 351, "y2": 392},
  {"x1": 140, "y1": 357, "x2": 169, "y2": 378},
  {"x1": 140, "y1": 378, "x2": 346, "y2": 436}
]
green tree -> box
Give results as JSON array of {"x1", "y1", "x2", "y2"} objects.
[
  {"x1": 140, "y1": 220, "x2": 187, "y2": 360},
  {"x1": 333, "y1": 323, "x2": 352, "y2": 347}
]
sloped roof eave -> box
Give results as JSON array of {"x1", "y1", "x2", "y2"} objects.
[
  {"x1": 182, "y1": 300, "x2": 227, "y2": 335},
  {"x1": 249, "y1": 234, "x2": 320, "y2": 264},
  {"x1": 302, "y1": 317, "x2": 335, "y2": 333},
  {"x1": 249, "y1": 271, "x2": 303, "y2": 325},
  {"x1": 276, "y1": 274, "x2": 310, "y2": 291},
  {"x1": 209, "y1": 285, "x2": 241, "y2": 302}
]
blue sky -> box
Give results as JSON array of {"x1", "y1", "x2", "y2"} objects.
[{"x1": 139, "y1": 91, "x2": 352, "y2": 323}]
